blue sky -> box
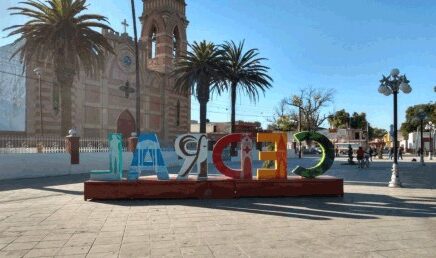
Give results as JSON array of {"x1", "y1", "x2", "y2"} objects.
[{"x1": 1, "y1": 0, "x2": 435, "y2": 130}]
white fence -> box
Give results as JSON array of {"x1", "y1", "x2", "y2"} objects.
[{"x1": 0, "y1": 136, "x2": 133, "y2": 154}]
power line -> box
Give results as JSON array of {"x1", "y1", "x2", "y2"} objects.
[{"x1": 0, "y1": 70, "x2": 276, "y2": 117}]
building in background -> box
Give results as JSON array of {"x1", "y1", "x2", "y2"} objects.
[{"x1": 0, "y1": 0, "x2": 190, "y2": 146}]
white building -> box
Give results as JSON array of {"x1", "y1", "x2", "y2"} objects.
[{"x1": 401, "y1": 131, "x2": 434, "y2": 152}]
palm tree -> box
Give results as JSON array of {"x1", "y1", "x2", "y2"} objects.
[
  {"x1": 5, "y1": 0, "x2": 114, "y2": 135},
  {"x1": 172, "y1": 40, "x2": 225, "y2": 133},
  {"x1": 221, "y1": 40, "x2": 272, "y2": 134}
]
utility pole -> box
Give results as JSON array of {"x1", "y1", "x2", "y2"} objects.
[
  {"x1": 298, "y1": 106, "x2": 302, "y2": 159},
  {"x1": 131, "y1": 0, "x2": 141, "y2": 135},
  {"x1": 33, "y1": 68, "x2": 43, "y2": 136}
]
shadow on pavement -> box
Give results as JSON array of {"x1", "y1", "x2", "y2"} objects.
[
  {"x1": 0, "y1": 173, "x2": 88, "y2": 195},
  {"x1": 95, "y1": 192, "x2": 436, "y2": 220}
]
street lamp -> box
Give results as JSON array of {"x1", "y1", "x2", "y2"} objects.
[
  {"x1": 378, "y1": 68, "x2": 412, "y2": 187},
  {"x1": 425, "y1": 121, "x2": 434, "y2": 160},
  {"x1": 33, "y1": 67, "x2": 43, "y2": 136},
  {"x1": 416, "y1": 111, "x2": 427, "y2": 166}
]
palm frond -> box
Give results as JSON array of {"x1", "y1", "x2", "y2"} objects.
[{"x1": 5, "y1": 0, "x2": 114, "y2": 77}]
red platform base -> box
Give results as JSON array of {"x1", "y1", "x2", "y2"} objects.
[{"x1": 84, "y1": 175, "x2": 343, "y2": 200}]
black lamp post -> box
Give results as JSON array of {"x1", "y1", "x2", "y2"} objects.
[
  {"x1": 378, "y1": 68, "x2": 412, "y2": 187},
  {"x1": 425, "y1": 121, "x2": 434, "y2": 160},
  {"x1": 416, "y1": 111, "x2": 427, "y2": 165}
]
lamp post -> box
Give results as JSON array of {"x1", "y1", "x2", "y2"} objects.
[
  {"x1": 425, "y1": 121, "x2": 434, "y2": 160},
  {"x1": 378, "y1": 68, "x2": 412, "y2": 187},
  {"x1": 33, "y1": 67, "x2": 43, "y2": 136},
  {"x1": 416, "y1": 111, "x2": 427, "y2": 166}
]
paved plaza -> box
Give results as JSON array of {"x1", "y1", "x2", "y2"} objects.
[{"x1": 0, "y1": 156, "x2": 435, "y2": 258}]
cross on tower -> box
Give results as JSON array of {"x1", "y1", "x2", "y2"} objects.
[{"x1": 121, "y1": 19, "x2": 129, "y2": 34}]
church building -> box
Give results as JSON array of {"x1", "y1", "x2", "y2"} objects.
[{"x1": 0, "y1": 0, "x2": 190, "y2": 147}]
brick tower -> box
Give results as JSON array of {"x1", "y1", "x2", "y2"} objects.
[
  {"x1": 140, "y1": 0, "x2": 188, "y2": 73},
  {"x1": 138, "y1": 0, "x2": 190, "y2": 146}
]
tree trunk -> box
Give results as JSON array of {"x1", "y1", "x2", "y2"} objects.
[
  {"x1": 55, "y1": 66, "x2": 75, "y2": 136},
  {"x1": 60, "y1": 84, "x2": 72, "y2": 136},
  {"x1": 197, "y1": 81, "x2": 210, "y2": 134},
  {"x1": 230, "y1": 82, "x2": 237, "y2": 133},
  {"x1": 230, "y1": 82, "x2": 237, "y2": 156},
  {"x1": 199, "y1": 100, "x2": 207, "y2": 133}
]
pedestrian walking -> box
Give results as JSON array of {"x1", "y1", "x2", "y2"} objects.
[
  {"x1": 335, "y1": 146, "x2": 339, "y2": 157},
  {"x1": 356, "y1": 147, "x2": 365, "y2": 168},
  {"x1": 368, "y1": 147, "x2": 374, "y2": 162},
  {"x1": 347, "y1": 145, "x2": 354, "y2": 164},
  {"x1": 398, "y1": 147, "x2": 403, "y2": 160},
  {"x1": 364, "y1": 152, "x2": 370, "y2": 168},
  {"x1": 389, "y1": 147, "x2": 394, "y2": 160}
]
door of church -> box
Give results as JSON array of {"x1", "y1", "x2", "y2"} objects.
[{"x1": 117, "y1": 110, "x2": 136, "y2": 139}]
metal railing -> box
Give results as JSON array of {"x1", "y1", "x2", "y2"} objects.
[
  {"x1": 79, "y1": 138, "x2": 128, "y2": 153},
  {"x1": 0, "y1": 136, "x2": 128, "y2": 154},
  {"x1": 0, "y1": 136, "x2": 65, "y2": 154}
]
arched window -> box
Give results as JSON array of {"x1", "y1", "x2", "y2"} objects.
[
  {"x1": 172, "y1": 26, "x2": 180, "y2": 58},
  {"x1": 176, "y1": 100, "x2": 180, "y2": 126},
  {"x1": 149, "y1": 25, "x2": 157, "y2": 59}
]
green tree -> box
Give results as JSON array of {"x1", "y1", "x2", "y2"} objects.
[
  {"x1": 328, "y1": 109, "x2": 350, "y2": 129},
  {"x1": 368, "y1": 126, "x2": 387, "y2": 140},
  {"x1": 400, "y1": 103, "x2": 436, "y2": 139},
  {"x1": 328, "y1": 110, "x2": 368, "y2": 130},
  {"x1": 350, "y1": 112, "x2": 367, "y2": 129},
  {"x1": 5, "y1": 0, "x2": 114, "y2": 135},
  {"x1": 173, "y1": 41, "x2": 225, "y2": 133},
  {"x1": 221, "y1": 40, "x2": 272, "y2": 134}
]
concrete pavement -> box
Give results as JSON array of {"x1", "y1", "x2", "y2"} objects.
[{"x1": 0, "y1": 156, "x2": 435, "y2": 257}]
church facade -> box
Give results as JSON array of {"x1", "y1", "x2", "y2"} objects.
[{"x1": 1, "y1": 0, "x2": 190, "y2": 146}]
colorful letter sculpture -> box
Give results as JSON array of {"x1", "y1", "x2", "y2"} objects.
[
  {"x1": 85, "y1": 131, "x2": 344, "y2": 200},
  {"x1": 175, "y1": 134, "x2": 208, "y2": 179},
  {"x1": 292, "y1": 131, "x2": 335, "y2": 178},
  {"x1": 212, "y1": 133, "x2": 252, "y2": 179},
  {"x1": 256, "y1": 133, "x2": 287, "y2": 180},
  {"x1": 130, "y1": 133, "x2": 169, "y2": 180},
  {"x1": 90, "y1": 133, "x2": 123, "y2": 181}
]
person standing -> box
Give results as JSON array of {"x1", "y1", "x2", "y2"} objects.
[
  {"x1": 368, "y1": 147, "x2": 374, "y2": 162},
  {"x1": 389, "y1": 147, "x2": 394, "y2": 160},
  {"x1": 398, "y1": 147, "x2": 403, "y2": 160},
  {"x1": 335, "y1": 146, "x2": 339, "y2": 157},
  {"x1": 356, "y1": 147, "x2": 365, "y2": 168},
  {"x1": 347, "y1": 144, "x2": 354, "y2": 164}
]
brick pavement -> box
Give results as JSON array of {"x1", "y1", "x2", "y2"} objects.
[{"x1": 0, "y1": 156, "x2": 435, "y2": 257}]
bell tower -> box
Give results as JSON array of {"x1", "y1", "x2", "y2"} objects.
[{"x1": 140, "y1": 0, "x2": 188, "y2": 73}]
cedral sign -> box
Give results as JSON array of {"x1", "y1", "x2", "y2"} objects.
[{"x1": 91, "y1": 131, "x2": 335, "y2": 181}]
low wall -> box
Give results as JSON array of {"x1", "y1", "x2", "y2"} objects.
[
  {"x1": 0, "y1": 148, "x2": 296, "y2": 181},
  {"x1": 0, "y1": 151, "x2": 184, "y2": 181}
]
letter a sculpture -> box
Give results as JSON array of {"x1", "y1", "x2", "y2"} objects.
[{"x1": 129, "y1": 133, "x2": 170, "y2": 180}]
